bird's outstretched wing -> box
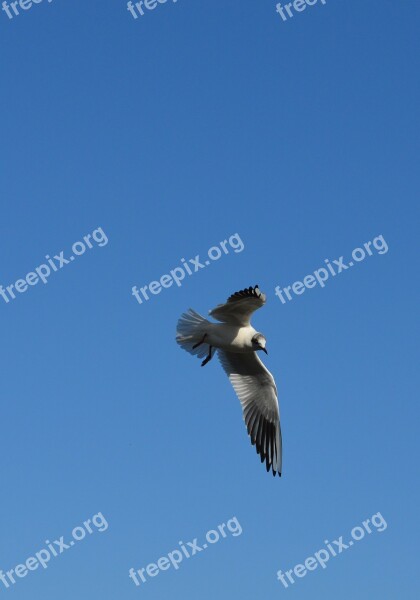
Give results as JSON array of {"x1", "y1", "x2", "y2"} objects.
[
  {"x1": 217, "y1": 349, "x2": 282, "y2": 476},
  {"x1": 209, "y1": 285, "x2": 266, "y2": 326}
]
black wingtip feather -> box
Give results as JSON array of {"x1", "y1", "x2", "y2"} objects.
[
  {"x1": 249, "y1": 419, "x2": 282, "y2": 478},
  {"x1": 227, "y1": 285, "x2": 261, "y2": 303}
]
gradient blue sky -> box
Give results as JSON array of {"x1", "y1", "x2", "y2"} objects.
[{"x1": 1, "y1": 1, "x2": 419, "y2": 598}]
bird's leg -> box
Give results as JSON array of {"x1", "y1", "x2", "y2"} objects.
[
  {"x1": 201, "y1": 346, "x2": 214, "y2": 367},
  {"x1": 193, "y1": 333, "x2": 207, "y2": 349}
]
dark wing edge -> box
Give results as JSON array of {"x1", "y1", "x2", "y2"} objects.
[{"x1": 227, "y1": 284, "x2": 266, "y2": 304}]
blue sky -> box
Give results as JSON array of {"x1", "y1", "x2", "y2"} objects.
[{"x1": 0, "y1": 0, "x2": 419, "y2": 598}]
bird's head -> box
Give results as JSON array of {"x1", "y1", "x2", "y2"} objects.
[{"x1": 252, "y1": 333, "x2": 268, "y2": 354}]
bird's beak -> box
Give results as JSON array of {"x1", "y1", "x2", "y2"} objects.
[{"x1": 262, "y1": 347, "x2": 268, "y2": 354}]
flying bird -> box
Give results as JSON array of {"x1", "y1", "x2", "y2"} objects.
[{"x1": 176, "y1": 285, "x2": 282, "y2": 477}]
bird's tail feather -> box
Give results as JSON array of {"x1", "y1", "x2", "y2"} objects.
[{"x1": 176, "y1": 309, "x2": 210, "y2": 359}]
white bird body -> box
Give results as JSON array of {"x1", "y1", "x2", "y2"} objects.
[
  {"x1": 203, "y1": 323, "x2": 258, "y2": 353},
  {"x1": 176, "y1": 285, "x2": 282, "y2": 477}
]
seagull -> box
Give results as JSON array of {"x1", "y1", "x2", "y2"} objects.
[{"x1": 176, "y1": 285, "x2": 282, "y2": 477}]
